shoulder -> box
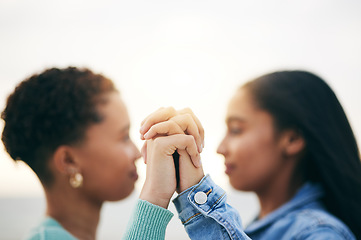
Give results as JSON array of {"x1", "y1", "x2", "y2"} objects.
[
  {"x1": 24, "y1": 218, "x2": 77, "y2": 240},
  {"x1": 284, "y1": 208, "x2": 355, "y2": 240}
]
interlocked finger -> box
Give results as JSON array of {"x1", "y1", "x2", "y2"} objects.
[
  {"x1": 168, "y1": 114, "x2": 202, "y2": 153},
  {"x1": 140, "y1": 107, "x2": 177, "y2": 138},
  {"x1": 143, "y1": 121, "x2": 184, "y2": 140},
  {"x1": 177, "y1": 108, "x2": 204, "y2": 148}
]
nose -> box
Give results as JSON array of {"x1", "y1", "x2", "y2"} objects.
[
  {"x1": 131, "y1": 141, "x2": 142, "y2": 162},
  {"x1": 217, "y1": 137, "x2": 227, "y2": 156}
]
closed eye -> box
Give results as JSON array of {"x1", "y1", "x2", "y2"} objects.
[
  {"x1": 122, "y1": 133, "x2": 130, "y2": 142},
  {"x1": 226, "y1": 117, "x2": 245, "y2": 136},
  {"x1": 228, "y1": 128, "x2": 243, "y2": 135}
]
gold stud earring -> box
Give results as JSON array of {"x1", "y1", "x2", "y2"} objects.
[{"x1": 69, "y1": 172, "x2": 83, "y2": 188}]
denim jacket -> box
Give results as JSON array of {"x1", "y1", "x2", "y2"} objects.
[{"x1": 172, "y1": 175, "x2": 355, "y2": 240}]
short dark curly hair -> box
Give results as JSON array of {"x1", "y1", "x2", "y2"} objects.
[{"x1": 1, "y1": 67, "x2": 117, "y2": 186}]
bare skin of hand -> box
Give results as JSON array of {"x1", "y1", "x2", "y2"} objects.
[
  {"x1": 139, "y1": 107, "x2": 205, "y2": 208},
  {"x1": 140, "y1": 107, "x2": 204, "y2": 167},
  {"x1": 139, "y1": 135, "x2": 202, "y2": 209},
  {"x1": 176, "y1": 149, "x2": 204, "y2": 193}
]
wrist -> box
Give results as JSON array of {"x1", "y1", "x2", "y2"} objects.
[
  {"x1": 177, "y1": 172, "x2": 205, "y2": 193},
  {"x1": 140, "y1": 186, "x2": 172, "y2": 209}
]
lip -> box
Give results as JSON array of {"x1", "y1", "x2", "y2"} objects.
[
  {"x1": 130, "y1": 169, "x2": 138, "y2": 181},
  {"x1": 225, "y1": 163, "x2": 235, "y2": 175}
]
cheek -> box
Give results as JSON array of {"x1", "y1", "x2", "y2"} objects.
[
  {"x1": 93, "y1": 149, "x2": 131, "y2": 184},
  {"x1": 80, "y1": 147, "x2": 135, "y2": 201},
  {"x1": 229, "y1": 134, "x2": 281, "y2": 190},
  {"x1": 230, "y1": 134, "x2": 264, "y2": 164},
  {"x1": 235, "y1": 130, "x2": 278, "y2": 162},
  {"x1": 84, "y1": 144, "x2": 130, "y2": 170}
]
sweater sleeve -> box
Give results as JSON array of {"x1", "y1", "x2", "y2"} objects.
[{"x1": 122, "y1": 199, "x2": 174, "y2": 240}]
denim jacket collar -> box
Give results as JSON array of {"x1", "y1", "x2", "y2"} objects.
[{"x1": 245, "y1": 182, "x2": 324, "y2": 234}]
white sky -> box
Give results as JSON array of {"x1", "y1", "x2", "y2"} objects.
[{"x1": 1, "y1": 0, "x2": 361, "y2": 197}]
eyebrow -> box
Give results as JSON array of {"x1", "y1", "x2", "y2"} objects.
[{"x1": 226, "y1": 117, "x2": 246, "y2": 124}]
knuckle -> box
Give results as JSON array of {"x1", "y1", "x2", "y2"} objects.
[
  {"x1": 166, "y1": 106, "x2": 176, "y2": 113},
  {"x1": 157, "y1": 123, "x2": 169, "y2": 133},
  {"x1": 199, "y1": 127, "x2": 205, "y2": 135},
  {"x1": 167, "y1": 119, "x2": 177, "y2": 128},
  {"x1": 186, "y1": 134, "x2": 196, "y2": 143},
  {"x1": 181, "y1": 107, "x2": 193, "y2": 114},
  {"x1": 184, "y1": 113, "x2": 193, "y2": 121},
  {"x1": 177, "y1": 113, "x2": 191, "y2": 123},
  {"x1": 184, "y1": 114, "x2": 196, "y2": 130},
  {"x1": 170, "y1": 120, "x2": 179, "y2": 129},
  {"x1": 186, "y1": 107, "x2": 194, "y2": 114}
]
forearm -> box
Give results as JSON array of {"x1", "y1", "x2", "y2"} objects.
[{"x1": 122, "y1": 199, "x2": 174, "y2": 240}]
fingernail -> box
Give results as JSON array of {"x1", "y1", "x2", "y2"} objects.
[
  {"x1": 198, "y1": 144, "x2": 203, "y2": 153},
  {"x1": 143, "y1": 132, "x2": 149, "y2": 139}
]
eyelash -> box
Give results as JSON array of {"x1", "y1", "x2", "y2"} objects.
[
  {"x1": 122, "y1": 134, "x2": 130, "y2": 142},
  {"x1": 228, "y1": 128, "x2": 243, "y2": 135}
]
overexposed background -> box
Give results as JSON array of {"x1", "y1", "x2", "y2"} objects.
[{"x1": 1, "y1": 0, "x2": 361, "y2": 239}]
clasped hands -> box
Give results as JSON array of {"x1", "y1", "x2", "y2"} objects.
[{"x1": 139, "y1": 107, "x2": 205, "y2": 209}]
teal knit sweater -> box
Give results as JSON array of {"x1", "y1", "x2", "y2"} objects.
[
  {"x1": 123, "y1": 199, "x2": 174, "y2": 239},
  {"x1": 24, "y1": 200, "x2": 173, "y2": 240}
]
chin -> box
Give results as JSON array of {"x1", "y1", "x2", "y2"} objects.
[
  {"x1": 122, "y1": 186, "x2": 136, "y2": 200},
  {"x1": 229, "y1": 178, "x2": 252, "y2": 192},
  {"x1": 107, "y1": 184, "x2": 135, "y2": 202}
]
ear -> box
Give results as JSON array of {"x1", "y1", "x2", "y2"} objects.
[
  {"x1": 282, "y1": 129, "x2": 305, "y2": 157},
  {"x1": 52, "y1": 146, "x2": 80, "y2": 174}
]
